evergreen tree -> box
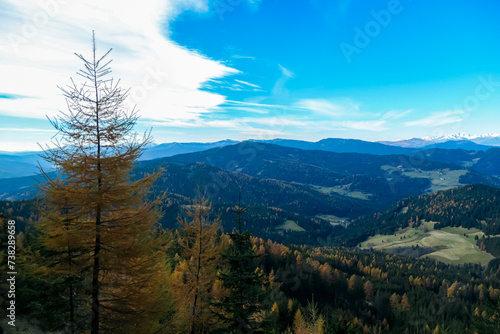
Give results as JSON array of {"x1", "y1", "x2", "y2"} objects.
[
  {"x1": 172, "y1": 195, "x2": 226, "y2": 333},
  {"x1": 22, "y1": 200, "x2": 88, "y2": 333},
  {"x1": 216, "y1": 194, "x2": 266, "y2": 333},
  {"x1": 37, "y1": 32, "x2": 170, "y2": 333},
  {"x1": 473, "y1": 298, "x2": 500, "y2": 334}
]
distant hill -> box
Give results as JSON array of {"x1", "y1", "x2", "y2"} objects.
[
  {"x1": 3, "y1": 136, "x2": 498, "y2": 179},
  {"x1": 1, "y1": 161, "x2": 375, "y2": 244},
  {"x1": 0, "y1": 152, "x2": 52, "y2": 179},
  {"x1": 420, "y1": 140, "x2": 492, "y2": 151},
  {"x1": 341, "y1": 184, "x2": 500, "y2": 247},
  {"x1": 420, "y1": 147, "x2": 500, "y2": 178},
  {"x1": 140, "y1": 139, "x2": 238, "y2": 161},
  {"x1": 0, "y1": 141, "x2": 238, "y2": 179},
  {"x1": 258, "y1": 138, "x2": 416, "y2": 155},
  {"x1": 381, "y1": 133, "x2": 500, "y2": 148},
  {"x1": 136, "y1": 161, "x2": 371, "y2": 218},
  {"x1": 0, "y1": 172, "x2": 53, "y2": 201},
  {"x1": 162, "y1": 141, "x2": 500, "y2": 206},
  {"x1": 3, "y1": 142, "x2": 500, "y2": 212}
]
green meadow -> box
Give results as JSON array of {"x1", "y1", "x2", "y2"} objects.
[{"x1": 360, "y1": 221, "x2": 494, "y2": 266}]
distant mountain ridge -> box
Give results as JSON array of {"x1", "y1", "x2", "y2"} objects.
[
  {"x1": 1, "y1": 135, "x2": 499, "y2": 179},
  {"x1": 3, "y1": 142, "x2": 500, "y2": 245},
  {"x1": 380, "y1": 133, "x2": 500, "y2": 148},
  {"x1": 140, "y1": 139, "x2": 238, "y2": 161},
  {"x1": 254, "y1": 138, "x2": 416, "y2": 155},
  {"x1": 160, "y1": 141, "x2": 500, "y2": 207}
]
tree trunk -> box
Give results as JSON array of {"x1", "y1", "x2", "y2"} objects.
[{"x1": 91, "y1": 39, "x2": 102, "y2": 334}]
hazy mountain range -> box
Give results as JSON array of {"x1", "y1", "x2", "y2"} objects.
[
  {"x1": 380, "y1": 133, "x2": 500, "y2": 148},
  {"x1": 3, "y1": 135, "x2": 500, "y2": 249},
  {"x1": 1, "y1": 133, "x2": 500, "y2": 179}
]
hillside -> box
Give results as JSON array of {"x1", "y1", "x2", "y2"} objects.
[
  {"x1": 421, "y1": 147, "x2": 500, "y2": 178},
  {"x1": 4, "y1": 142, "x2": 500, "y2": 214},
  {"x1": 0, "y1": 152, "x2": 52, "y2": 179},
  {"x1": 341, "y1": 184, "x2": 500, "y2": 249},
  {"x1": 163, "y1": 141, "x2": 500, "y2": 206},
  {"x1": 381, "y1": 133, "x2": 500, "y2": 148},
  {"x1": 4, "y1": 137, "x2": 500, "y2": 180},
  {"x1": 421, "y1": 140, "x2": 493, "y2": 151},
  {"x1": 1, "y1": 161, "x2": 378, "y2": 244},
  {"x1": 258, "y1": 138, "x2": 416, "y2": 155},
  {"x1": 139, "y1": 140, "x2": 238, "y2": 161},
  {"x1": 136, "y1": 161, "x2": 374, "y2": 217}
]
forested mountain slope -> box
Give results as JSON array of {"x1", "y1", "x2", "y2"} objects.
[{"x1": 341, "y1": 184, "x2": 500, "y2": 247}]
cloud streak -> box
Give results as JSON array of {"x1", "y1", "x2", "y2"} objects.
[
  {"x1": 405, "y1": 110, "x2": 465, "y2": 127},
  {"x1": 295, "y1": 99, "x2": 345, "y2": 117},
  {"x1": 0, "y1": 0, "x2": 238, "y2": 122}
]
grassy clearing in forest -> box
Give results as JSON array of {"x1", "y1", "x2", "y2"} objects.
[
  {"x1": 276, "y1": 220, "x2": 306, "y2": 232},
  {"x1": 316, "y1": 214, "x2": 349, "y2": 226},
  {"x1": 359, "y1": 221, "x2": 494, "y2": 266},
  {"x1": 381, "y1": 166, "x2": 468, "y2": 193},
  {"x1": 307, "y1": 183, "x2": 372, "y2": 200}
]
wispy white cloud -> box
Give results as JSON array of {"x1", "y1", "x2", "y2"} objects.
[
  {"x1": 232, "y1": 55, "x2": 256, "y2": 60},
  {"x1": 0, "y1": 127, "x2": 55, "y2": 132},
  {"x1": 240, "y1": 128, "x2": 288, "y2": 138},
  {"x1": 225, "y1": 106, "x2": 269, "y2": 114},
  {"x1": 0, "y1": 0, "x2": 237, "y2": 122},
  {"x1": 271, "y1": 64, "x2": 295, "y2": 97},
  {"x1": 278, "y1": 64, "x2": 295, "y2": 79},
  {"x1": 295, "y1": 99, "x2": 345, "y2": 117},
  {"x1": 234, "y1": 79, "x2": 261, "y2": 89},
  {"x1": 207, "y1": 79, "x2": 263, "y2": 92},
  {"x1": 337, "y1": 120, "x2": 388, "y2": 131},
  {"x1": 405, "y1": 110, "x2": 465, "y2": 127},
  {"x1": 381, "y1": 109, "x2": 412, "y2": 120}
]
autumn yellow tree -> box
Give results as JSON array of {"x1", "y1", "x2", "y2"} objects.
[
  {"x1": 38, "y1": 33, "x2": 170, "y2": 334},
  {"x1": 401, "y1": 293, "x2": 410, "y2": 312},
  {"x1": 290, "y1": 300, "x2": 325, "y2": 334},
  {"x1": 26, "y1": 199, "x2": 89, "y2": 333},
  {"x1": 172, "y1": 196, "x2": 226, "y2": 333}
]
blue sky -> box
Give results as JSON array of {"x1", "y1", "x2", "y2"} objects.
[{"x1": 1, "y1": 0, "x2": 500, "y2": 150}]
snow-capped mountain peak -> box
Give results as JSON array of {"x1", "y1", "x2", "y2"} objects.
[
  {"x1": 381, "y1": 133, "x2": 500, "y2": 148},
  {"x1": 421, "y1": 133, "x2": 500, "y2": 141}
]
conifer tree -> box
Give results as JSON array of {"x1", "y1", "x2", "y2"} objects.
[
  {"x1": 216, "y1": 194, "x2": 266, "y2": 333},
  {"x1": 37, "y1": 32, "x2": 170, "y2": 334},
  {"x1": 24, "y1": 199, "x2": 88, "y2": 333},
  {"x1": 172, "y1": 196, "x2": 225, "y2": 333}
]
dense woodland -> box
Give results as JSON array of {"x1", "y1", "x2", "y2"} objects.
[
  {"x1": 3, "y1": 39, "x2": 500, "y2": 334},
  {"x1": 4, "y1": 204, "x2": 500, "y2": 333}
]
